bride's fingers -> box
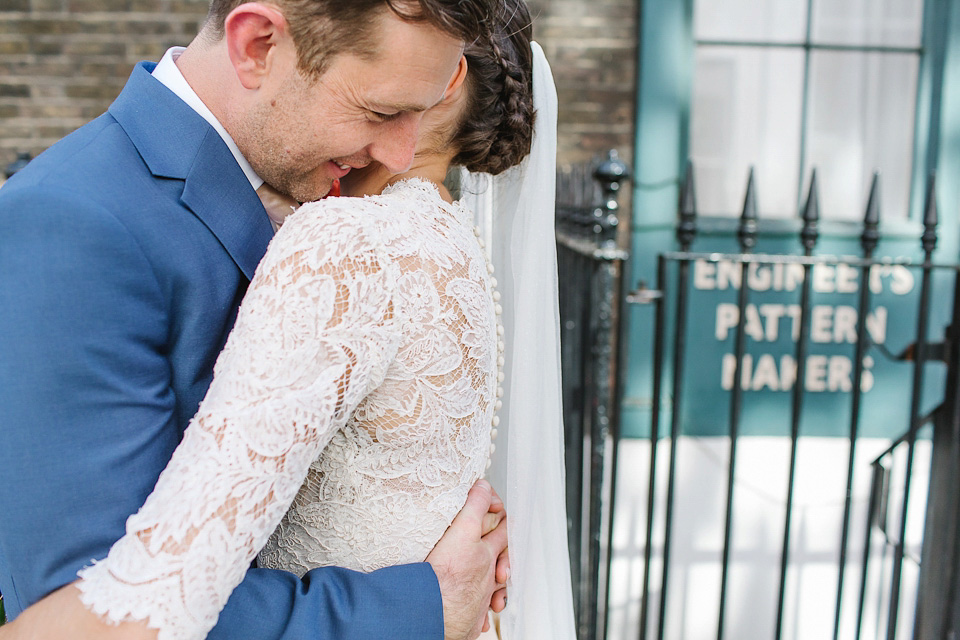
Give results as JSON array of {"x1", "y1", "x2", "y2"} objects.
[
  {"x1": 495, "y1": 546, "x2": 510, "y2": 585},
  {"x1": 481, "y1": 612, "x2": 491, "y2": 633},
  {"x1": 481, "y1": 510, "x2": 504, "y2": 536},
  {"x1": 490, "y1": 587, "x2": 507, "y2": 613},
  {"x1": 482, "y1": 516, "x2": 508, "y2": 557}
]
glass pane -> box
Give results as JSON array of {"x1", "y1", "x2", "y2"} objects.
[
  {"x1": 812, "y1": 0, "x2": 924, "y2": 47},
  {"x1": 804, "y1": 51, "x2": 919, "y2": 220},
  {"x1": 691, "y1": 46, "x2": 805, "y2": 218},
  {"x1": 695, "y1": 0, "x2": 808, "y2": 43}
]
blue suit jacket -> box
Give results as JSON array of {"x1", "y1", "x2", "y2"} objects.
[{"x1": 0, "y1": 62, "x2": 443, "y2": 639}]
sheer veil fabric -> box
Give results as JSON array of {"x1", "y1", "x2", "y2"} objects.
[{"x1": 460, "y1": 42, "x2": 577, "y2": 640}]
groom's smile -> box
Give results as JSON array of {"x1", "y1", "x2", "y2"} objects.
[{"x1": 220, "y1": 6, "x2": 465, "y2": 203}]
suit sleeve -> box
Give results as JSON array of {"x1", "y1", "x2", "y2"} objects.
[{"x1": 0, "y1": 187, "x2": 443, "y2": 640}]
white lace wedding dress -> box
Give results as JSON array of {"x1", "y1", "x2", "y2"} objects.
[{"x1": 77, "y1": 178, "x2": 503, "y2": 640}]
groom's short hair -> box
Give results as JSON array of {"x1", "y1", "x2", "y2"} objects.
[{"x1": 205, "y1": 0, "x2": 494, "y2": 77}]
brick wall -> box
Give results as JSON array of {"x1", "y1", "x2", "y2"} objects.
[
  {"x1": 529, "y1": 0, "x2": 637, "y2": 169},
  {"x1": 0, "y1": 0, "x2": 637, "y2": 174},
  {"x1": 0, "y1": 0, "x2": 209, "y2": 173}
]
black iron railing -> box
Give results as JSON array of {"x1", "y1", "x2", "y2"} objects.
[
  {"x1": 627, "y1": 162, "x2": 957, "y2": 640},
  {"x1": 556, "y1": 150, "x2": 631, "y2": 640}
]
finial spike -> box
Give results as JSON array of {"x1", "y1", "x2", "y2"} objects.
[
  {"x1": 861, "y1": 171, "x2": 881, "y2": 257},
  {"x1": 800, "y1": 169, "x2": 819, "y2": 254},
  {"x1": 738, "y1": 167, "x2": 758, "y2": 252}
]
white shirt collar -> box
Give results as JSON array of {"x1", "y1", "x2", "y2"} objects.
[{"x1": 152, "y1": 47, "x2": 264, "y2": 191}]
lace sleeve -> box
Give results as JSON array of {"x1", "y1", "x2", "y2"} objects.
[{"x1": 76, "y1": 203, "x2": 402, "y2": 640}]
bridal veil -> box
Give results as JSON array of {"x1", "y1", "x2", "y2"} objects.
[{"x1": 460, "y1": 42, "x2": 577, "y2": 640}]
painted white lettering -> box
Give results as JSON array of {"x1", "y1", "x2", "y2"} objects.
[
  {"x1": 745, "y1": 305, "x2": 765, "y2": 342},
  {"x1": 752, "y1": 354, "x2": 780, "y2": 391},
  {"x1": 806, "y1": 355, "x2": 828, "y2": 391},
  {"x1": 866, "y1": 307, "x2": 887, "y2": 344},
  {"x1": 785, "y1": 264, "x2": 805, "y2": 292},
  {"x1": 786, "y1": 305, "x2": 802, "y2": 341},
  {"x1": 813, "y1": 264, "x2": 835, "y2": 293},
  {"x1": 890, "y1": 266, "x2": 914, "y2": 295},
  {"x1": 758, "y1": 304, "x2": 785, "y2": 341},
  {"x1": 870, "y1": 264, "x2": 890, "y2": 295},
  {"x1": 721, "y1": 353, "x2": 752, "y2": 391},
  {"x1": 835, "y1": 263, "x2": 859, "y2": 293},
  {"x1": 772, "y1": 263, "x2": 785, "y2": 291},
  {"x1": 827, "y1": 356, "x2": 853, "y2": 392},
  {"x1": 780, "y1": 354, "x2": 797, "y2": 391},
  {"x1": 748, "y1": 263, "x2": 772, "y2": 292},
  {"x1": 811, "y1": 306, "x2": 833, "y2": 343},
  {"x1": 717, "y1": 260, "x2": 741, "y2": 290},
  {"x1": 869, "y1": 265, "x2": 883, "y2": 294},
  {"x1": 694, "y1": 260, "x2": 716, "y2": 290},
  {"x1": 716, "y1": 303, "x2": 739, "y2": 340},
  {"x1": 833, "y1": 306, "x2": 858, "y2": 343},
  {"x1": 862, "y1": 356, "x2": 875, "y2": 392}
]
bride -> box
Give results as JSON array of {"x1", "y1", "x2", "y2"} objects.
[{"x1": 1, "y1": 2, "x2": 574, "y2": 639}]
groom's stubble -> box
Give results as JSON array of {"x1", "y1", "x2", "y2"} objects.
[{"x1": 229, "y1": 8, "x2": 467, "y2": 203}]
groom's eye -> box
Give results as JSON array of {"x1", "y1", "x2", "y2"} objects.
[{"x1": 368, "y1": 110, "x2": 401, "y2": 123}]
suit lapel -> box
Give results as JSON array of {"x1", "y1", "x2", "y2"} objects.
[
  {"x1": 109, "y1": 62, "x2": 273, "y2": 280},
  {"x1": 180, "y1": 131, "x2": 274, "y2": 280}
]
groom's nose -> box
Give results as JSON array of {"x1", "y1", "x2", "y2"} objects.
[{"x1": 369, "y1": 113, "x2": 420, "y2": 174}]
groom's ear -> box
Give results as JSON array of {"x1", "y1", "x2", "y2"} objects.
[
  {"x1": 442, "y1": 55, "x2": 468, "y2": 101},
  {"x1": 224, "y1": 3, "x2": 289, "y2": 90}
]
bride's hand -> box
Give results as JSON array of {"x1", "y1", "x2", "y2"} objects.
[
  {"x1": 0, "y1": 583, "x2": 157, "y2": 640},
  {"x1": 478, "y1": 489, "x2": 509, "y2": 635}
]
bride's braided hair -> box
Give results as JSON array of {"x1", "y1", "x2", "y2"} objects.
[{"x1": 453, "y1": 0, "x2": 535, "y2": 175}]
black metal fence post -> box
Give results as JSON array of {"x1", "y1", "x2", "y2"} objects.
[
  {"x1": 555, "y1": 149, "x2": 630, "y2": 640},
  {"x1": 886, "y1": 175, "x2": 938, "y2": 640},
  {"x1": 715, "y1": 169, "x2": 758, "y2": 640},
  {"x1": 913, "y1": 262, "x2": 960, "y2": 640},
  {"x1": 834, "y1": 171, "x2": 882, "y2": 639},
  {"x1": 590, "y1": 150, "x2": 629, "y2": 640},
  {"x1": 851, "y1": 173, "x2": 883, "y2": 640},
  {"x1": 775, "y1": 170, "x2": 820, "y2": 640},
  {"x1": 641, "y1": 161, "x2": 697, "y2": 640}
]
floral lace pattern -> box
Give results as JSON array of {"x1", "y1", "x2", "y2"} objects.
[{"x1": 77, "y1": 179, "x2": 500, "y2": 640}]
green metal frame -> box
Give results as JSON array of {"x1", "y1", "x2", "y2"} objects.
[
  {"x1": 622, "y1": 0, "x2": 960, "y2": 439},
  {"x1": 632, "y1": 0, "x2": 957, "y2": 232}
]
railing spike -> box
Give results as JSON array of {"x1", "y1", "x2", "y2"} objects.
[
  {"x1": 800, "y1": 169, "x2": 820, "y2": 254},
  {"x1": 677, "y1": 160, "x2": 698, "y2": 251},
  {"x1": 861, "y1": 171, "x2": 881, "y2": 258},
  {"x1": 737, "y1": 167, "x2": 758, "y2": 252}
]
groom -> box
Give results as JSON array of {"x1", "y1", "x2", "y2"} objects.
[{"x1": 0, "y1": 1, "x2": 507, "y2": 639}]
